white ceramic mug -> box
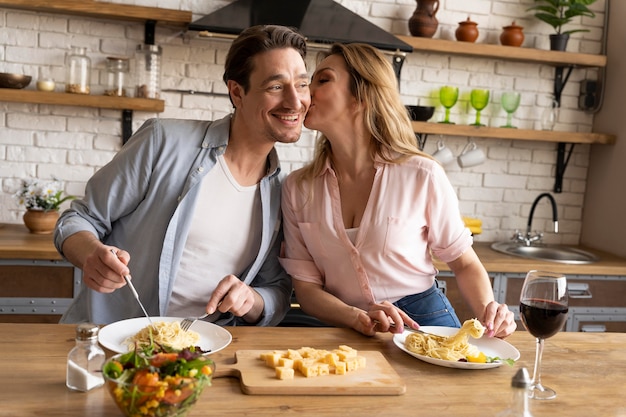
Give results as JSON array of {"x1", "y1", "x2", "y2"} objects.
[
  {"x1": 457, "y1": 141, "x2": 486, "y2": 168},
  {"x1": 432, "y1": 140, "x2": 455, "y2": 166}
]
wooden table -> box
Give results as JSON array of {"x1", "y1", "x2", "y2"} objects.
[{"x1": 1, "y1": 324, "x2": 624, "y2": 417}]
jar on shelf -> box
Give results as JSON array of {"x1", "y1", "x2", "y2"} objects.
[
  {"x1": 135, "y1": 44, "x2": 162, "y2": 99},
  {"x1": 104, "y1": 57, "x2": 130, "y2": 97},
  {"x1": 500, "y1": 21, "x2": 525, "y2": 47},
  {"x1": 65, "y1": 46, "x2": 91, "y2": 94},
  {"x1": 455, "y1": 17, "x2": 479, "y2": 43}
]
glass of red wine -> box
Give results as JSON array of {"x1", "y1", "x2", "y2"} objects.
[{"x1": 519, "y1": 270, "x2": 568, "y2": 400}]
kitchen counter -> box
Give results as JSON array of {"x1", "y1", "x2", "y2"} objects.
[
  {"x1": 2, "y1": 222, "x2": 626, "y2": 274},
  {"x1": 1, "y1": 323, "x2": 624, "y2": 416},
  {"x1": 436, "y1": 242, "x2": 626, "y2": 276},
  {"x1": 0, "y1": 222, "x2": 62, "y2": 260}
]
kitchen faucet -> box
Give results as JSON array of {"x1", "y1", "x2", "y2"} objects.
[{"x1": 513, "y1": 192, "x2": 559, "y2": 246}]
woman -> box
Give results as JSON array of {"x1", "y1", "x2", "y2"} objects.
[{"x1": 279, "y1": 43, "x2": 516, "y2": 337}]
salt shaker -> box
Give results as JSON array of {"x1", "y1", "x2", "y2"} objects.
[
  {"x1": 66, "y1": 323, "x2": 105, "y2": 392},
  {"x1": 497, "y1": 367, "x2": 533, "y2": 417}
]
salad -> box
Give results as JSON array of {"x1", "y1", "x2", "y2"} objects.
[{"x1": 102, "y1": 345, "x2": 214, "y2": 417}]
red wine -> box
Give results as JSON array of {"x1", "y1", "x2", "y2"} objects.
[{"x1": 520, "y1": 299, "x2": 568, "y2": 338}]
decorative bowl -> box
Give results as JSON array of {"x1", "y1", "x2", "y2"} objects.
[
  {"x1": 102, "y1": 350, "x2": 215, "y2": 417},
  {"x1": 0, "y1": 73, "x2": 32, "y2": 89},
  {"x1": 405, "y1": 105, "x2": 435, "y2": 122}
]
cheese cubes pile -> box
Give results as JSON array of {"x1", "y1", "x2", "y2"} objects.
[{"x1": 259, "y1": 345, "x2": 366, "y2": 380}]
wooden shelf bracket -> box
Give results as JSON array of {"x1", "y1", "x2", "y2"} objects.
[
  {"x1": 554, "y1": 142, "x2": 576, "y2": 193},
  {"x1": 554, "y1": 65, "x2": 574, "y2": 106},
  {"x1": 122, "y1": 110, "x2": 133, "y2": 144}
]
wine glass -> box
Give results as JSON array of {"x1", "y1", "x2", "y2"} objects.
[
  {"x1": 519, "y1": 270, "x2": 569, "y2": 400},
  {"x1": 500, "y1": 91, "x2": 521, "y2": 128},
  {"x1": 470, "y1": 89, "x2": 490, "y2": 126},
  {"x1": 439, "y1": 86, "x2": 459, "y2": 124}
]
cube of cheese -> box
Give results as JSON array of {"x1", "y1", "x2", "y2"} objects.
[
  {"x1": 324, "y1": 352, "x2": 340, "y2": 367},
  {"x1": 286, "y1": 349, "x2": 302, "y2": 360},
  {"x1": 345, "y1": 357, "x2": 359, "y2": 372},
  {"x1": 357, "y1": 355, "x2": 366, "y2": 369},
  {"x1": 264, "y1": 352, "x2": 284, "y2": 368},
  {"x1": 300, "y1": 363, "x2": 319, "y2": 378},
  {"x1": 316, "y1": 363, "x2": 330, "y2": 376},
  {"x1": 335, "y1": 361, "x2": 347, "y2": 375},
  {"x1": 278, "y1": 357, "x2": 295, "y2": 369},
  {"x1": 275, "y1": 366, "x2": 294, "y2": 380}
]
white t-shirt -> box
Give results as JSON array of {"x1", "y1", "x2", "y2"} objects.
[{"x1": 167, "y1": 155, "x2": 262, "y2": 317}]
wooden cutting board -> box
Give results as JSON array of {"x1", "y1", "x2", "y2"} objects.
[{"x1": 212, "y1": 349, "x2": 406, "y2": 395}]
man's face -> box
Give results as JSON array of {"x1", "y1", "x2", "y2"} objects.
[{"x1": 229, "y1": 47, "x2": 310, "y2": 145}]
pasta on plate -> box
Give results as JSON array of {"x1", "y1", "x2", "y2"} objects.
[
  {"x1": 125, "y1": 320, "x2": 200, "y2": 351},
  {"x1": 404, "y1": 319, "x2": 485, "y2": 361}
]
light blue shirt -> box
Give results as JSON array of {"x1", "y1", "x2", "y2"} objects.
[{"x1": 54, "y1": 115, "x2": 292, "y2": 326}]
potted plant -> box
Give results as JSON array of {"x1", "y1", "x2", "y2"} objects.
[
  {"x1": 527, "y1": 0, "x2": 597, "y2": 51},
  {"x1": 14, "y1": 177, "x2": 75, "y2": 234}
]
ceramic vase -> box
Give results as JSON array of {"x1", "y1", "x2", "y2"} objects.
[
  {"x1": 455, "y1": 17, "x2": 479, "y2": 43},
  {"x1": 23, "y1": 209, "x2": 59, "y2": 234},
  {"x1": 408, "y1": 0, "x2": 440, "y2": 38},
  {"x1": 500, "y1": 22, "x2": 524, "y2": 47}
]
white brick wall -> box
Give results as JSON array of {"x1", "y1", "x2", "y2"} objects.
[{"x1": 0, "y1": 0, "x2": 607, "y2": 245}]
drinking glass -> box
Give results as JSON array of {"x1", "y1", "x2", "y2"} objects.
[
  {"x1": 519, "y1": 270, "x2": 569, "y2": 400},
  {"x1": 439, "y1": 86, "x2": 459, "y2": 124},
  {"x1": 500, "y1": 91, "x2": 521, "y2": 128},
  {"x1": 469, "y1": 89, "x2": 490, "y2": 126}
]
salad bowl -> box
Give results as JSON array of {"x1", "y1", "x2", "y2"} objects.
[{"x1": 102, "y1": 348, "x2": 215, "y2": 417}]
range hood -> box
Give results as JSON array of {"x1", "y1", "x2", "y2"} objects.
[{"x1": 188, "y1": 0, "x2": 413, "y2": 53}]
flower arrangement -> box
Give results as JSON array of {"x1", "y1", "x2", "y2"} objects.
[{"x1": 14, "y1": 178, "x2": 75, "y2": 212}]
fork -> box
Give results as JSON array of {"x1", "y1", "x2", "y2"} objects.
[{"x1": 180, "y1": 312, "x2": 210, "y2": 331}]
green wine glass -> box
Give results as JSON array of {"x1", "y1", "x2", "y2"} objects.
[
  {"x1": 470, "y1": 89, "x2": 490, "y2": 126},
  {"x1": 439, "y1": 86, "x2": 459, "y2": 124},
  {"x1": 501, "y1": 91, "x2": 521, "y2": 128}
]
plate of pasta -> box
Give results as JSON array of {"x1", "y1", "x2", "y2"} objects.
[
  {"x1": 392, "y1": 324, "x2": 520, "y2": 370},
  {"x1": 99, "y1": 316, "x2": 232, "y2": 354}
]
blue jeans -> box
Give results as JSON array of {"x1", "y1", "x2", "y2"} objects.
[{"x1": 393, "y1": 281, "x2": 461, "y2": 328}]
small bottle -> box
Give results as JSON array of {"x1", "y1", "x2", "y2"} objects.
[
  {"x1": 135, "y1": 44, "x2": 162, "y2": 99},
  {"x1": 65, "y1": 46, "x2": 91, "y2": 94},
  {"x1": 104, "y1": 57, "x2": 130, "y2": 97},
  {"x1": 541, "y1": 97, "x2": 560, "y2": 131},
  {"x1": 66, "y1": 323, "x2": 105, "y2": 392},
  {"x1": 497, "y1": 367, "x2": 533, "y2": 417}
]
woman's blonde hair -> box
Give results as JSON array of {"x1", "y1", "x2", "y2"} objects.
[{"x1": 297, "y1": 42, "x2": 430, "y2": 185}]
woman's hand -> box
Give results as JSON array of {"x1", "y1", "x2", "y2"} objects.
[
  {"x1": 354, "y1": 301, "x2": 420, "y2": 336},
  {"x1": 481, "y1": 301, "x2": 517, "y2": 338}
]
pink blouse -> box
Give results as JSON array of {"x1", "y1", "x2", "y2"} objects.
[{"x1": 279, "y1": 155, "x2": 473, "y2": 311}]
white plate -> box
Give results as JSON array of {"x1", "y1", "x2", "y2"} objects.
[
  {"x1": 392, "y1": 326, "x2": 520, "y2": 370},
  {"x1": 98, "y1": 316, "x2": 232, "y2": 354}
]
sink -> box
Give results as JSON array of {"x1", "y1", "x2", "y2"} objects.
[{"x1": 491, "y1": 241, "x2": 599, "y2": 264}]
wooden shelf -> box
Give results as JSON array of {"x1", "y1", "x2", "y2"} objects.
[
  {"x1": 0, "y1": 89, "x2": 164, "y2": 112},
  {"x1": 411, "y1": 121, "x2": 616, "y2": 145},
  {"x1": 0, "y1": 0, "x2": 192, "y2": 26},
  {"x1": 397, "y1": 35, "x2": 607, "y2": 68}
]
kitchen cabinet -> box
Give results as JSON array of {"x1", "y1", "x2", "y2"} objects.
[
  {"x1": 503, "y1": 272, "x2": 626, "y2": 333},
  {"x1": 0, "y1": 223, "x2": 81, "y2": 323},
  {"x1": 435, "y1": 243, "x2": 626, "y2": 332},
  {"x1": 0, "y1": 0, "x2": 193, "y2": 141}
]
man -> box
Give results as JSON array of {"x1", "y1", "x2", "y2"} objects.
[{"x1": 54, "y1": 25, "x2": 310, "y2": 325}]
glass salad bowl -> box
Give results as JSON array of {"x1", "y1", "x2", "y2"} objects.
[{"x1": 102, "y1": 348, "x2": 215, "y2": 417}]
